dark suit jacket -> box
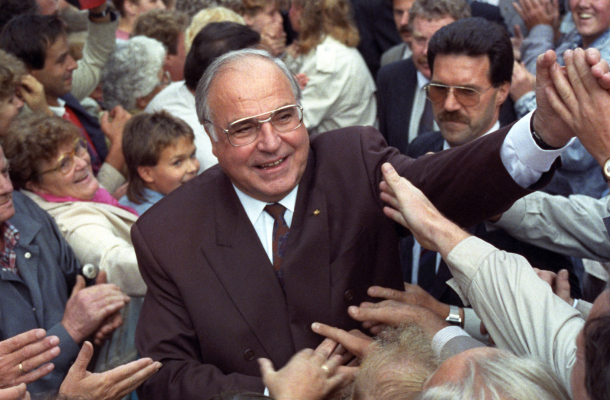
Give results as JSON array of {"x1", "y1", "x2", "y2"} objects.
[
  {"x1": 133, "y1": 125, "x2": 555, "y2": 400},
  {"x1": 405, "y1": 131, "x2": 580, "y2": 305},
  {"x1": 377, "y1": 57, "x2": 418, "y2": 155},
  {"x1": 350, "y1": 0, "x2": 402, "y2": 78}
]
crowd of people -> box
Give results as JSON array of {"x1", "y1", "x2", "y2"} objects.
[{"x1": 0, "y1": 0, "x2": 608, "y2": 399}]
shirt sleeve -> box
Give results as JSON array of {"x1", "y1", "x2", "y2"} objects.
[{"x1": 500, "y1": 111, "x2": 573, "y2": 188}]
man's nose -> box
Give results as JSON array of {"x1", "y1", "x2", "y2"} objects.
[
  {"x1": 256, "y1": 122, "x2": 282, "y2": 152},
  {"x1": 443, "y1": 90, "x2": 461, "y2": 112}
]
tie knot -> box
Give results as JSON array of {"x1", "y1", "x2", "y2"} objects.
[{"x1": 264, "y1": 203, "x2": 286, "y2": 220}]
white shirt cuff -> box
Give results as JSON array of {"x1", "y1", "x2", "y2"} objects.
[
  {"x1": 431, "y1": 325, "x2": 471, "y2": 358},
  {"x1": 501, "y1": 111, "x2": 574, "y2": 188}
]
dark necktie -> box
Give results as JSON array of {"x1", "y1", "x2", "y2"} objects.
[
  {"x1": 418, "y1": 97, "x2": 434, "y2": 135},
  {"x1": 264, "y1": 203, "x2": 290, "y2": 272}
]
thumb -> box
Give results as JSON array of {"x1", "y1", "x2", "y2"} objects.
[
  {"x1": 555, "y1": 269, "x2": 572, "y2": 298},
  {"x1": 70, "y1": 341, "x2": 94, "y2": 377},
  {"x1": 70, "y1": 275, "x2": 86, "y2": 298},
  {"x1": 95, "y1": 270, "x2": 107, "y2": 285},
  {"x1": 257, "y1": 358, "x2": 276, "y2": 378},
  {"x1": 381, "y1": 163, "x2": 400, "y2": 184}
]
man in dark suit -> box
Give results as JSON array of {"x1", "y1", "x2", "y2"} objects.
[
  {"x1": 406, "y1": 18, "x2": 579, "y2": 307},
  {"x1": 132, "y1": 48, "x2": 575, "y2": 399},
  {"x1": 377, "y1": 0, "x2": 514, "y2": 155}
]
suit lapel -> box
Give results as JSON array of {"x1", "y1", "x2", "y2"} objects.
[{"x1": 209, "y1": 174, "x2": 295, "y2": 361}]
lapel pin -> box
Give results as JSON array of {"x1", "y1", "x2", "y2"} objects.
[{"x1": 313, "y1": 209, "x2": 321, "y2": 216}]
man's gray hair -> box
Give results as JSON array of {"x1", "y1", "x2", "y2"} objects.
[
  {"x1": 102, "y1": 36, "x2": 166, "y2": 111},
  {"x1": 407, "y1": 0, "x2": 471, "y2": 31},
  {"x1": 417, "y1": 351, "x2": 570, "y2": 400},
  {"x1": 195, "y1": 48, "x2": 302, "y2": 142}
]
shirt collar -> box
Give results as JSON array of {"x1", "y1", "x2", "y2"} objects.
[
  {"x1": 443, "y1": 120, "x2": 500, "y2": 150},
  {"x1": 49, "y1": 98, "x2": 66, "y2": 117},
  {"x1": 234, "y1": 185, "x2": 299, "y2": 226},
  {"x1": 417, "y1": 71, "x2": 429, "y2": 90}
]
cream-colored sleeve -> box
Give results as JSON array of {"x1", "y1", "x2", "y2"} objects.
[
  {"x1": 97, "y1": 162, "x2": 126, "y2": 194},
  {"x1": 446, "y1": 236, "x2": 584, "y2": 391},
  {"x1": 492, "y1": 191, "x2": 610, "y2": 262},
  {"x1": 71, "y1": 19, "x2": 118, "y2": 101},
  {"x1": 51, "y1": 204, "x2": 146, "y2": 296}
]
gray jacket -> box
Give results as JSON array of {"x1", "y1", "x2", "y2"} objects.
[{"x1": 0, "y1": 191, "x2": 81, "y2": 394}]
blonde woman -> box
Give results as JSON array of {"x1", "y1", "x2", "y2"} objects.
[{"x1": 285, "y1": 0, "x2": 376, "y2": 135}]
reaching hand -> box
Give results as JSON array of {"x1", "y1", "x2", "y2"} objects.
[
  {"x1": 510, "y1": 61, "x2": 536, "y2": 101},
  {"x1": 258, "y1": 345, "x2": 351, "y2": 400},
  {"x1": 0, "y1": 330, "x2": 59, "y2": 388},
  {"x1": 61, "y1": 275, "x2": 130, "y2": 343},
  {"x1": 532, "y1": 50, "x2": 575, "y2": 147},
  {"x1": 311, "y1": 323, "x2": 373, "y2": 359},
  {"x1": 348, "y1": 300, "x2": 450, "y2": 337},
  {"x1": 533, "y1": 268, "x2": 573, "y2": 306},
  {"x1": 512, "y1": 0, "x2": 557, "y2": 30},
  {"x1": 379, "y1": 163, "x2": 469, "y2": 258},
  {"x1": 545, "y1": 47, "x2": 610, "y2": 165},
  {"x1": 59, "y1": 342, "x2": 161, "y2": 400},
  {"x1": 367, "y1": 283, "x2": 450, "y2": 321},
  {"x1": 0, "y1": 384, "x2": 29, "y2": 400}
]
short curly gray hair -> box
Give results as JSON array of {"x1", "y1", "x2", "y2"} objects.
[{"x1": 101, "y1": 36, "x2": 166, "y2": 111}]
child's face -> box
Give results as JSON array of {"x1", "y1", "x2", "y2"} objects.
[{"x1": 141, "y1": 137, "x2": 200, "y2": 195}]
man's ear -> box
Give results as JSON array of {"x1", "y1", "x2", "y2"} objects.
[
  {"x1": 24, "y1": 180, "x2": 43, "y2": 194},
  {"x1": 496, "y1": 81, "x2": 511, "y2": 106},
  {"x1": 137, "y1": 165, "x2": 155, "y2": 183}
]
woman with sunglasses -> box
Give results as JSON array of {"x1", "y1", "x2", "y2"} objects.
[{"x1": 2, "y1": 113, "x2": 146, "y2": 298}]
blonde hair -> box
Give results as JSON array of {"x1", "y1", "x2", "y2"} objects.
[
  {"x1": 351, "y1": 325, "x2": 439, "y2": 400},
  {"x1": 185, "y1": 7, "x2": 245, "y2": 53},
  {"x1": 292, "y1": 0, "x2": 359, "y2": 55}
]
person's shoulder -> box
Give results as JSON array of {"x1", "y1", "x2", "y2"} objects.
[
  {"x1": 310, "y1": 126, "x2": 387, "y2": 156},
  {"x1": 145, "y1": 81, "x2": 190, "y2": 113},
  {"x1": 408, "y1": 131, "x2": 444, "y2": 158},
  {"x1": 136, "y1": 165, "x2": 225, "y2": 226},
  {"x1": 376, "y1": 57, "x2": 415, "y2": 84}
]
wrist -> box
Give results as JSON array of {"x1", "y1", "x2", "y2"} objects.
[{"x1": 531, "y1": 110, "x2": 567, "y2": 149}]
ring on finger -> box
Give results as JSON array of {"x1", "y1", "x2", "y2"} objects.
[
  {"x1": 18, "y1": 363, "x2": 24, "y2": 373},
  {"x1": 321, "y1": 364, "x2": 330, "y2": 374}
]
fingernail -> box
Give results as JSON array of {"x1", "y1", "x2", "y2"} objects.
[
  {"x1": 36, "y1": 329, "x2": 46, "y2": 338},
  {"x1": 311, "y1": 322, "x2": 320, "y2": 330},
  {"x1": 382, "y1": 163, "x2": 391, "y2": 173},
  {"x1": 49, "y1": 336, "x2": 59, "y2": 345}
]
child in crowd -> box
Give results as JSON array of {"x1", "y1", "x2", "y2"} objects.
[{"x1": 120, "y1": 110, "x2": 200, "y2": 215}]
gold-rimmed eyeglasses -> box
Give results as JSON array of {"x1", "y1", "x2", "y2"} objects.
[
  {"x1": 205, "y1": 104, "x2": 304, "y2": 147},
  {"x1": 424, "y1": 83, "x2": 494, "y2": 107},
  {"x1": 37, "y1": 138, "x2": 88, "y2": 176}
]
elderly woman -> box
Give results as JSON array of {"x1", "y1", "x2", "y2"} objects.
[
  {"x1": 101, "y1": 36, "x2": 169, "y2": 113},
  {"x1": 284, "y1": 0, "x2": 376, "y2": 135},
  {"x1": 2, "y1": 113, "x2": 146, "y2": 297}
]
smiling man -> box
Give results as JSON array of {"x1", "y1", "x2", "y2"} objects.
[{"x1": 132, "y1": 48, "x2": 578, "y2": 400}]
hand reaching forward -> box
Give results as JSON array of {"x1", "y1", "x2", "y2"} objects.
[
  {"x1": 379, "y1": 163, "x2": 469, "y2": 258},
  {"x1": 61, "y1": 275, "x2": 130, "y2": 344},
  {"x1": 59, "y1": 342, "x2": 161, "y2": 400},
  {"x1": 0, "y1": 329, "x2": 59, "y2": 388},
  {"x1": 258, "y1": 344, "x2": 351, "y2": 400},
  {"x1": 0, "y1": 384, "x2": 29, "y2": 400},
  {"x1": 545, "y1": 47, "x2": 610, "y2": 166},
  {"x1": 532, "y1": 50, "x2": 575, "y2": 147}
]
